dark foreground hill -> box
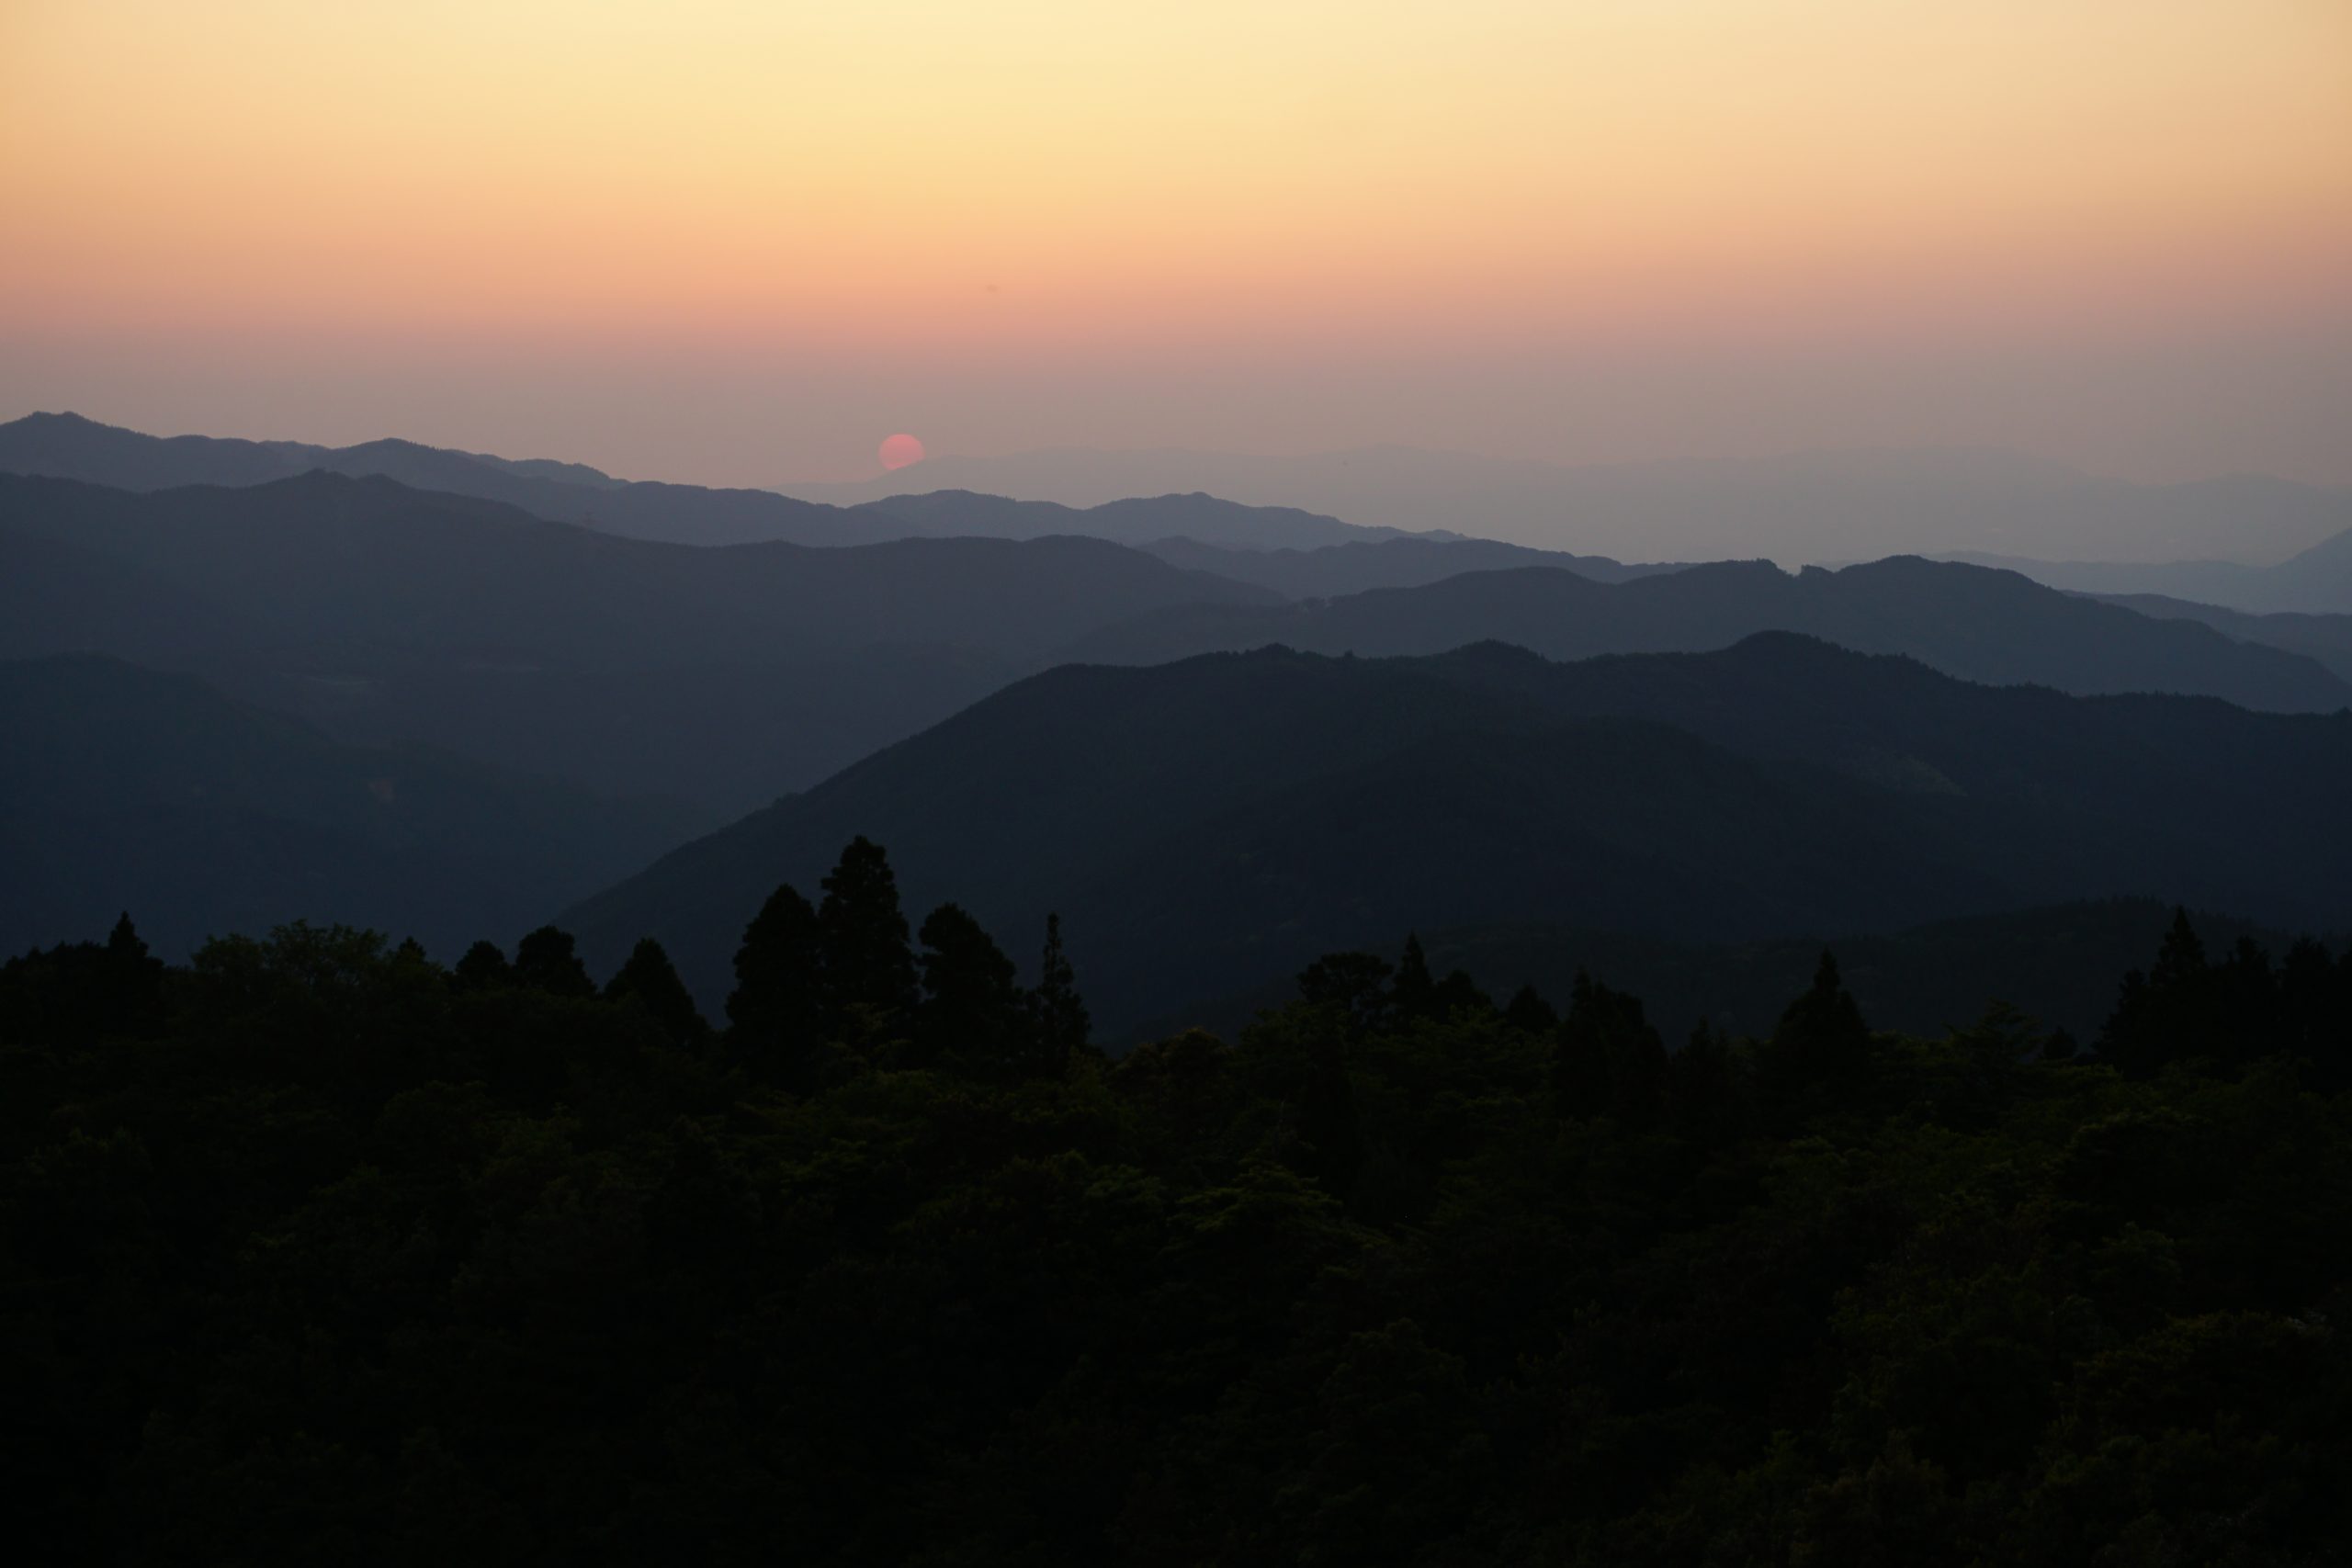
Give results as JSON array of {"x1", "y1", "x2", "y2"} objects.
[
  {"x1": 565, "y1": 636, "x2": 2352, "y2": 1031},
  {"x1": 0, "y1": 656, "x2": 697, "y2": 959},
  {"x1": 1066, "y1": 555, "x2": 2352, "y2": 713},
  {"x1": 0, "y1": 472, "x2": 1277, "y2": 812}
]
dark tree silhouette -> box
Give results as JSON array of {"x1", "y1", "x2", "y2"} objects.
[
  {"x1": 1297, "y1": 951, "x2": 1394, "y2": 1038},
  {"x1": 452, "y1": 940, "x2": 513, "y2": 991},
  {"x1": 1028, "y1": 912, "x2": 1091, "y2": 1068},
  {"x1": 817, "y1": 837, "x2": 918, "y2": 1024},
  {"x1": 1758, "y1": 950, "x2": 1875, "y2": 1104},
  {"x1": 605, "y1": 937, "x2": 706, "y2": 1042},
  {"x1": 916, "y1": 902, "x2": 1028, "y2": 1073},
  {"x1": 728, "y1": 884, "x2": 824, "y2": 1080},
  {"x1": 1391, "y1": 933, "x2": 1437, "y2": 1021},
  {"x1": 1503, "y1": 983, "x2": 1558, "y2": 1034},
  {"x1": 1553, "y1": 969, "x2": 1669, "y2": 1128},
  {"x1": 513, "y1": 925, "x2": 595, "y2": 998}
]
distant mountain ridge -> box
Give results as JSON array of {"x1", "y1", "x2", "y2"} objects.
[
  {"x1": 0, "y1": 471, "x2": 1280, "y2": 813},
  {"x1": 0, "y1": 412, "x2": 1427, "y2": 552},
  {"x1": 1945, "y1": 532, "x2": 2352, "y2": 615},
  {"x1": 1063, "y1": 556, "x2": 2352, "y2": 714},
  {"x1": 563, "y1": 636, "x2": 2352, "y2": 1030},
  {"x1": 782, "y1": 441, "x2": 2352, "y2": 567}
]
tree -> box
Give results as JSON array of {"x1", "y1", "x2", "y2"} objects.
[
  {"x1": 817, "y1": 837, "x2": 918, "y2": 1025},
  {"x1": 1297, "y1": 952, "x2": 1394, "y2": 1038},
  {"x1": 1553, "y1": 970, "x2": 1669, "y2": 1128},
  {"x1": 605, "y1": 938, "x2": 706, "y2": 1042},
  {"x1": 1391, "y1": 934, "x2": 1437, "y2": 1021},
  {"x1": 728, "y1": 884, "x2": 824, "y2": 1079},
  {"x1": 1028, "y1": 913, "x2": 1091, "y2": 1070},
  {"x1": 513, "y1": 926, "x2": 594, "y2": 998},
  {"x1": 452, "y1": 940, "x2": 512, "y2": 992},
  {"x1": 2099, "y1": 908, "x2": 2222, "y2": 1076},
  {"x1": 916, "y1": 902, "x2": 1027, "y2": 1074},
  {"x1": 1758, "y1": 950, "x2": 1875, "y2": 1106},
  {"x1": 1503, "y1": 984, "x2": 1557, "y2": 1034}
]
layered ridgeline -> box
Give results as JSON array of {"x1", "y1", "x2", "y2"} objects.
[
  {"x1": 0, "y1": 412, "x2": 1428, "y2": 550},
  {"x1": 2088, "y1": 593, "x2": 2352, "y2": 684},
  {"x1": 1064, "y1": 556, "x2": 2352, "y2": 713},
  {"x1": 1946, "y1": 525, "x2": 2352, "y2": 615},
  {"x1": 0, "y1": 655, "x2": 694, "y2": 959},
  {"x1": 565, "y1": 637, "x2": 2352, "y2": 1032},
  {"x1": 8, "y1": 471, "x2": 2348, "y2": 826},
  {"x1": 789, "y1": 442, "x2": 2352, "y2": 570},
  {"x1": 0, "y1": 472, "x2": 1280, "y2": 814}
]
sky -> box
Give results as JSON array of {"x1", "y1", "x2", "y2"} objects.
[{"x1": 3, "y1": 0, "x2": 2349, "y2": 486}]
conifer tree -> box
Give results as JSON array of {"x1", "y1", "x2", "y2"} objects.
[
  {"x1": 453, "y1": 940, "x2": 513, "y2": 991},
  {"x1": 817, "y1": 837, "x2": 918, "y2": 1023},
  {"x1": 916, "y1": 903, "x2": 1027, "y2": 1073},
  {"x1": 606, "y1": 937, "x2": 707, "y2": 1042},
  {"x1": 1028, "y1": 912, "x2": 1091, "y2": 1068},
  {"x1": 1392, "y1": 933, "x2": 1437, "y2": 1021},
  {"x1": 1503, "y1": 984, "x2": 1558, "y2": 1034},
  {"x1": 513, "y1": 925, "x2": 595, "y2": 998},
  {"x1": 729, "y1": 884, "x2": 823, "y2": 1073},
  {"x1": 1758, "y1": 950, "x2": 1874, "y2": 1104}
]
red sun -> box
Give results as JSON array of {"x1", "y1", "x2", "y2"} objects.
[{"x1": 878, "y1": 433, "x2": 925, "y2": 470}]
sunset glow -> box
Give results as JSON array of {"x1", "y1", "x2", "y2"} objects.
[{"x1": 4, "y1": 0, "x2": 2348, "y2": 481}]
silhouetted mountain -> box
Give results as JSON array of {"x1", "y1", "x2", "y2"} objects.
[
  {"x1": 0, "y1": 413, "x2": 1426, "y2": 550},
  {"x1": 563, "y1": 636, "x2": 2352, "y2": 1030},
  {"x1": 0, "y1": 472, "x2": 1277, "y2": 811},
  {"x1": 1136, "y1": 534, "x2": 1682, "y2": 596},
  {"x1": 784, "y1": 443, "x2": 2352, "y2": 565},
  {"x1": 1065, "y1": 556, "x2": 2352, "y2": 712},
  {"x1": 0, "y1": 655, "x2": 697, "y2": 960},
  {"x1": 845, "y1": 489, "x2": 1419, "y2": 549},
  {"x1": 2089, "y1": 593, "x2": 2352, "y2": 683},
  {"x1": 1949, "y1": 527, "x2": 2352, "y2": 615}
]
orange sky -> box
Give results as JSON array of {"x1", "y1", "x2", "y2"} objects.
[{"x1": 4, "y1": 0, "x2": 2349, "y2": 482}]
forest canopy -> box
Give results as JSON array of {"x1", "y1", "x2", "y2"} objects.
[{"x1": 4, "y1": 840, "x2": 2348, "y2": 1565}]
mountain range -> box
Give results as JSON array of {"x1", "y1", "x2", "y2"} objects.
[
  {"x1": 1943, "y1": 533, "x2": 2352, "y2": 615},
  {"x1": 9, "y1": 466, "x2": 2348, "y2": 830},
  {"x1": 1064, "y1": 557, "x2": 2352, "y2": 713},
  {"x1": 785, "y1": 442, "x2": 2352, "y2": 569},
  {"x1": 0, "y1": 471, "x2": 1276, "y2": 813},
  {"x1": 0, "y1": 412, "x2": 1417, "y2": 551},
  {"x1": 564, "y1": 636, "x2": 2352, "y2": 1032}
]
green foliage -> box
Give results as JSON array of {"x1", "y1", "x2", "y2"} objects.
[{"x1": 2, "y1": 899, "x2": 2347, "y2": 1564}]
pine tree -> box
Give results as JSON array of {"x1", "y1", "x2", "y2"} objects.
[
  {"x1": 1028, "y1": 912, "x2": 1091, "y2": 1070},
  {"x1": 1391, "y1": 934, "x2": 1437, "y2": 1021},
  {"x1": 729, "y1": 884, "x2": 824, "y2": 1076},
  {"x1": 605, "y1": 937, "x2": 706, "y2": 1042},
  {"x1": 513, "y1": 926, "x2": 595, "y2": 998},
  {"x1": 1503, "y1": 984, "x2": 1558, "y2": 1034},
  {"x1": 817, "y1": 837, "x2": 918, "y2": 1025},
  {"x1": 453, "y1": 940, "x2": 512, "y2": 991},
  {"x1": 1758, "y1": 950, "x2": 1874, "y2": 1105},
  {"x1": 1553, "y1": 970, "x2": 1668, "y2": 1127},
  {"x1": 916, "y1": 903, "x2": 1027, "y2": 1073}
]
